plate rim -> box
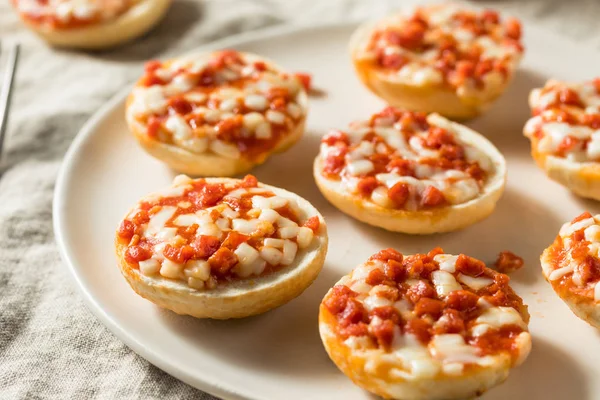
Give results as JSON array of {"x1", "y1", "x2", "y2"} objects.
[{"x1": 52, "y1": 20, "x2": 597, "y2": 400}]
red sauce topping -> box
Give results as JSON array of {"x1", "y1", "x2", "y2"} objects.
[
  {"x1": 322, "y1": 248, "x2": 527, "y2": 360},
  {"x1": 545, "y1": 212, "x2": 600, "y2": 299},
  {"x1": 526, "y1": 80, "x2": 600, "y2": 159},
  {"x1": 131, "y1": 50, "x2": 306, "y2": 161},
  {"x1": 363, "y1": 6, "x2": 523, "y2": 90},
  {"x1": 117, "y1": 175, "x2": 318, "y2": 286},
  {"x1": 12, "y1": 0, "x2": 132, "y2": 29},
  {"x1": 320, "y1": 107, "x2": 488, "y2": 210}
]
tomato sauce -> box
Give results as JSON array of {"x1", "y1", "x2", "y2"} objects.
[
  {"x1": 117, "y1": 175, "x2": 319, "y2": 284},
  {"x1": 322, "y1": 248, "x2": 527, "y2": 360},
  {"x1": 320, "y1": 108, "x2": 488, "y2": 210},
  {"x1": 364, "y1": 6, "x2": 523, "y2": 90},
  {"x1": 134, "y1": 51, "x2": 306, "y2": 161},
  {"x1": 12, "y1": 0, "x2": 132, "y2": 29}
]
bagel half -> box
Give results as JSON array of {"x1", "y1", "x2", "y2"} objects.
[
  {"x1": 314, "y1": 108, "x2": 506, "y2": 234},
  {"x1": 12, "y1": 0, "x2": 172, "y2": 50},
  {"x1": 349, "y1": 4, "x2": 524, "y2": 120},
  {"x1": 540, "y1": 212, "x2": 600, "y2": 329},
  {"x1": 125, "y1": 50, "x2": 308, "y2": 177},
  {"x1": 319, "y1": 248, "x2": 531, "y2": 400},
  {"x1": 115, "y1": 175, "x2": 327, "y2": 319},
  {"x1": 524, "y1": 79, "x2": 600, "y2": 200},
  {"x1": 528, "y1": 137, "x2": 600, "y2": 200}
]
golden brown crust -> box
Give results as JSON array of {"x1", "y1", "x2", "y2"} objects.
[
  {"x1": 18, "y1": 0, "x2": 172, "y2": 50},
  {"x1": 528, "y1": 135, "x2": 600, "y2": 200},
  {"x1": 351, "y1": 59, "x2": 509, "y2": 121},
  {"x1": 114, "y1": 178, "x2": 328, "y2": 319},
  {"x1": 313, "y1": 115, "x2": 506, "y2": 234}
]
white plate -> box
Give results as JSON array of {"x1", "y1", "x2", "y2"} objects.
[{"x1": 54, "y1": 23, "x2": 600, "y2": 400}]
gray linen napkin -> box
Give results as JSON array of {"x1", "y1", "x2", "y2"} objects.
[{"x1": 1, "y1": 0, "x2": 599, "y2": 398}]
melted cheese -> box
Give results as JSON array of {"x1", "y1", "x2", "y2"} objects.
[
  {"x1": 334, "y1": 116, "x2": 487, "y2": 209},
  {"x1": 431, "y1": 270, "x2": 463, "y2": 297},
  {"x1": 252, "y1": 195, "x2": 288, "y2": 210},
  {"x1": 184, "y1": 260, "x2": 211, "y2": 281},
  {"x1": 127, "y1": 52, "x2": 305, "y2": 158},
  {"x1": 371, "y1": 186, "x2": 393, "y2": 208},
  {"x1": 430, "y1": 334, "x2": 484, "y2": 364},
  {"x1": 457, "y1": 273, "x2": 493, "y2": 291},
  {"x1": 560, "y1": 218, "x2": 595, "y2": 238},
  {"x1": 233, "y1": 257, "x2": 266, "y2": 278},
  {"x1": 166, "y1": 115, "x2": 192, "y2": 141},
  {"x1": 160, "y1": 259, "x2": 183, "y2": 279},
  {"x1": 587, "y1": 131, "x2": 600, "y2": 160},
  {"x1": 281, "y1": 240, "x2": 298, "y2": 265},
  {"x1": 388, "y1": 332, "x2": 440, "y2": 379},
  {"x1": 529, "y1": 80, "x2": 600, "y2": 160},
  {"x1": 128, "y1": 179, "x2": 319, "y2": 290},
  {"x1": 259, "y1": 246, "x2": 283, "y2": 265},
  {"x1": 475, "y1": 307, "x2": 527, "y2": 330},
  {"x1": 350, "y1": 280, "x2": 373, "y2": 294},
  {"x1": 542, "y1": 122, "x2": 593, "y2": 141},
  {"x1": 442, "y1": 178, "x2": 479, "y2": 204},
  {"x1": 335, "y1": 252, "x2": 530, "y2": 381},
  {"x1": 476, "y1": 36, "x2": 509, "y2": 59},
  {"x1": 155, "y1": 227, "x2": 178, "y2": 241},
  {"x1": 433, "y1": 254, "x2": 458, "y2": 273},
  {"x1": 139, "y1": 259, "x2": 160, "y2": 276},
  {"x1": 232, "y1": 219, "x2": 262, "y2": 235},
  {"x1": 363, "y1": 291, "x2": 393, "y2": 311},
  {"x1": 548, "y1": 265, "x2": 574, "y2": 281},
  {"x1": 523, "y1": 115, "x2": 543, "y2": 137},
  {"x1": 173, "y1": 213, "x2": 200, "y2": 227},
  {"x1": 584, "y1": 225, "x2": 600, "y2": 242},
  {"x1": 343, "y1": 335, "x2": 372, "y2": 349},
  {"x1": 396, "y1": 63, "x2": 443, "y2": 85},
  {"x1": 145, "y1": 206, "x2": 177, "y2": 236},
  {"x1": 346, "y1": 159, "x2": 374, "y2": 176},
  {"x1": 352, "y1": 262, "x2": 380, "y2": 281},
  {"x1": 296, "y1": 227, "x2": 314, "y2": 249}
]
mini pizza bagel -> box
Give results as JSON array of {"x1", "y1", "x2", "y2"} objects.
[
  {"x1": 313, "y1": 107, "x2": 506, "y2": 234},
  {"x1": 319, "y1": 248, "x2": 531, "y2": 400},
  {"x1": 524, "y1": 78, "x2": 600, "y2": 200},
  {"x1": 349, "y1": 4, "x2": 524, "y2": 120},
  {"x1": 115, "y1": 175, "x2": 327, "y2": 319},
  {"x1": 125, "y1": 50, "x2": 308, "y2": 177},
  {"x1": 541, "y1": 212, "x2": 600, "y2": 329},
  {"x1": 11, "y1": 0, "x2": 172, "y2": 49}
]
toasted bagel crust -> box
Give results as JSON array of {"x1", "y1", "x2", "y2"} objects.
[
  {"x1": 115, "y1": 178, "x2": 328, "y2": 319},
  {"x1": 314, "y1": 115, "x2": 506, "y2": 234},
  {"x1": 18, "y1": 0, "x2": 172, "y2": 50},
  {"x1": 527, "y1": 126, "x2": 600, "y2": 201}
]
